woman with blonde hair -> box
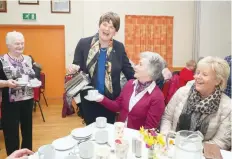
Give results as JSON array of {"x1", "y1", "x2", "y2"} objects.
[{"x1": 160, "y1": 56, "x2": 231, "y2": 150}]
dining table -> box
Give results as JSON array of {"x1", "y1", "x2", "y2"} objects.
[{"x1": 34, "y1": 123, "x2": 232, "y2": 159}]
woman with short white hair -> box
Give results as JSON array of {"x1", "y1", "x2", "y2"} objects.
[
  {"x1": 86, "y1": 51, "x2": 166, "y2": 130},
  {"x1": 0, "y1": 31, "x2": 35, "y2": 155},
  {"x1": 160, "y1": 56, "x2": 231, "y2": 150}
]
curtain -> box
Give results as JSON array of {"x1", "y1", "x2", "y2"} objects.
[{"x1": 125, "y1": 15, "x2": 173, "y2": 68}]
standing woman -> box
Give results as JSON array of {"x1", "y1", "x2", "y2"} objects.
[
  {"x1": 68, "y1": 12, "x2": 134, "y2": 124},
  {"x1": 0, "y1": 31, "x2": 35, "y2": 155}
]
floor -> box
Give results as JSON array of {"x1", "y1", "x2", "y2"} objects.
[{"x1": 0, "y1": 102, "x2": 84, "y2": 158}]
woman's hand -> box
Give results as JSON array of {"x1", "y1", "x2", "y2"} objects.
[
  {"x1": 7, "y1": 148, "x2": 34, "y2": 159},
  {"x1": 67, "y1": 64, "x2": 80, "y2": 74},
  {"x1": 6, "y1": 79, "x2": 17, "y2": 88}
]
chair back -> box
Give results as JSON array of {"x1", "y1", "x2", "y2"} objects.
[
  {"x1": 33, "y1": 87, "x2": 40, "y2": 101},
  {"x1": 40, "y1": 72, "x2": 45, "y2": 90}
]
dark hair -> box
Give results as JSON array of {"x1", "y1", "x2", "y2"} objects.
[{"x1": 99, "y1": 12, "x2": 120, "y2": 32}]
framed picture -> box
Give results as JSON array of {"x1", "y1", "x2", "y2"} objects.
[
  {"x1": 0, "y1": 1, "x2": 7, "y2": 13},
  {"x1": 51, "y1": 0, "x2": 70, "y2": 14},
  {"x1": 18, "y1": 0, "x2": 39, "y2": 5}
]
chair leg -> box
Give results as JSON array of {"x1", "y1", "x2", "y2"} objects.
[
  {"x1": 37, "y1": 101, "x2": 45, "y2": 122},
  {"x1": 42, "y1": 92, "x2": 48, "y2": 107}
]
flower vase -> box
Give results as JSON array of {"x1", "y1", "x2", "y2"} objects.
[{"x1": 148, "y1": 146, "x2": 155, "y2": 159}]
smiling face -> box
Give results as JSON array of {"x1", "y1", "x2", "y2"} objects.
[
  {"x1": 9, "y1": 36, "x2": 25, "y2": 55},
  {"x1": 99, "y1": 20, "x2": 117, "y2": 44},
  {"x1": 194, "y1": 64, "x2": 221, "y2": 97}
]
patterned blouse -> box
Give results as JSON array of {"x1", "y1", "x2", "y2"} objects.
[{"x1": 0, "y1": 54, "x2": 35, "y2": 102}]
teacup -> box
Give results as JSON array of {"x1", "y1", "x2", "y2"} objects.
[
  {"x1": 95, "y1": 130, "x2": 108, "y2": 144},
  {"x1": 96, "y1": 117, "x2": 107, "y2": 128},
  {"x1": 96, "y1": 147, "x2": 110, "y2": 159},
  {"x1": 79, "y1": 141, "x2": 94, "y2": 159},
  {"x1": 88, "y1": 90, "x2": 99, "y2": 98},
  {"x1": 38, "y1": 144, "x2": 55, "y2": 159},
  {"x1": 22, "y1": 74, "x2": 29, "y2": 82}
]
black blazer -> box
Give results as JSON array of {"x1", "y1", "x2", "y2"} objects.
[{"x1": 73, "y1": 36, "x2": 135, "y2": 99}]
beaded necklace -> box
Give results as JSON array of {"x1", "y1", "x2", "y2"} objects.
[{"x1": 7, "y1": 53, "x2": 24, "y2": 63}]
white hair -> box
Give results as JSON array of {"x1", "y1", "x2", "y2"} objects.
[
  {"x1": 198, "y1": 56, "x2": 230, "y2": 90},
  {"x1": 140, "y1": 51, "x2": 166, "y2": 81},
  {"x1": 162, "y1": 68, "x2": 172, "y2": 80},
  {"x1": 6, "y1": 31, "x2": 24, "y2": 45}
]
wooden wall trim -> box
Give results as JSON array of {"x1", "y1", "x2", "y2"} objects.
[
  {"x1": 0, "y1": 25, "x2": 64, "y2": 29},
  {"x1": 171, "y1": 67, "x2": 184, "y2": 71}
]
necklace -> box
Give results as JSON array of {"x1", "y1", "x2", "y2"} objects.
[{"x1": 7, "y1": 53, "x2": 24, "y2": 63}]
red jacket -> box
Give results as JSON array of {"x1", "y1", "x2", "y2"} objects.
[
  {"x1": 179, "y1": 67, "x2": 194, "y2": 87},
  {"x1": 100, "y1": 79, "x2": 165, "y2": 130}
]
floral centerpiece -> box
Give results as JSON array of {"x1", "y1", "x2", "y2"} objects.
[{"x1": 139, "y1": 126, "x2": 174, "y2": 159}]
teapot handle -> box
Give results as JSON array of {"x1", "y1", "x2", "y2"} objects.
[{"x1": 165, "y1": 131, "x2": 176, "y2": 149}]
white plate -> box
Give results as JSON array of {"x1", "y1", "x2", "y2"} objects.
[
  {"x1": 52, "y1": 136, "x2": 76, "y2": 151},
  {"x1": 84, "y1": 95, "x2": 102, "y2": 101},
  {"x1": 71, "y1": 127, "x2": 92, "y2": 138},
  {"x1": 27, "y1": 83, "x2": 42, "y2": 88},
  {"x1": 16, "y1": 81, "x2": 28, "y2": 86}
]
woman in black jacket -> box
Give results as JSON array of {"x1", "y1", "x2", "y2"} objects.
[{"x1": 67, "y1": 12, "x2": 134, "y2": 124}]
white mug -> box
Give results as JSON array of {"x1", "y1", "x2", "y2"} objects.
[
  {"x1": 96, "y1": 117, "x2": 107, "y2": 128},
  {"x1": 96, "y1": 147, "x2": 110, "y2": 159},
  {"x1": 95, "y1": 130, "x2": 108, "y2": 144},
  {"x1": 79, "y1": 141, "x2": 94, "y2": 159},
  {"x1": 88, "y1": 89, "x2": 99, "y2": 98},
  {"x1": 38, "y1": 144, "x2": 55, "y2": 159},
  {"x1": 22, "y1": 74, "x2": 29, "y2": 82}
]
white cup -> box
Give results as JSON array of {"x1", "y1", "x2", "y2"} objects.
[
  {"x1": 95, "y1": 130, "x2": 108, "y2": 144},
  {"x1": 88, "y1": 89, "x2": 99, "y2": 98},
  {"x1": 96, "y1": 147, "x2": 110, "y2": 159},
  {"x1": 114, "y1": 122, "x2": 125, "y2": 140},
  {"x1": 22, "y1": 74, "x2": 29, "y2": 82},
  {"x1": 96, "y1": 117, "x2": 107, "y2": 128},
  {"x1": 79, "y1": 141, "x2": 94, "y2": 159},
  {"x1": 38, "y1": 144, "x2": 55, "y2": 159}
]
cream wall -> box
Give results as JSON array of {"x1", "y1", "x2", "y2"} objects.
[
  {"x1": 1, "y1": 0, "x2": 196, "y2": 67},
  {"x1": 199, "y1": 1, "x2": 231, "y2": 59},
  {"x1": 0, "y1": 0, "x2": 84, "y2": 66}
]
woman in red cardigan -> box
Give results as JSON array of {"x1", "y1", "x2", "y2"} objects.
[{"x1": 85, "y1": 52, "x2": 166, "y2": 130}]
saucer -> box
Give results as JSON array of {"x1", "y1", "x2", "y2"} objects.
[
  {"x1": 52, "y1": 136, "x2": 76, "y2": 151},
  {"x1": 27, "y1": 83, "x2": 41, "y2": 88},
  {"x1": 84, "y1": 94, "x2": 102, "y2": 101},
  {"x1": 16, "y1": 81, "x2": 28, "y2": 86}
]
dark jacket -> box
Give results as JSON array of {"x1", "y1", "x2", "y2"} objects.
[{"x1": 73, "y1": 36, "x2": 135, "y2": 99}]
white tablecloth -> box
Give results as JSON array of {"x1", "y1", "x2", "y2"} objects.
[{"x1": 37, "y1": 123, "x2": 232, "y2": 159}]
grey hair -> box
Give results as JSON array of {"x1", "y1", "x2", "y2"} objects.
[
  {"x1": 140, "y1": 51, "x2": 166, "y2": 81},
  {"x1": 198, "y1": 56, "x2": 230, "y2": 90},
  {"x1": 6, "y1": 31, "x2": 24, "y2": 45}
]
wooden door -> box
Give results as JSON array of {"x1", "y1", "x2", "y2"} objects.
[{"x1": 0, "y1": 25, "x2": 65, "y2": 102}]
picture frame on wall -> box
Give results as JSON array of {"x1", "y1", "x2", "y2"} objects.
[
  {"x1": 0, "y1": 0, "x2": 7, "y2": 13},
  {"x1": 18, "y1": 0, "x2": 39, "y2": 5},
  {"x1": 51, "y1": 0, "x2": 70, "y2": 14}
]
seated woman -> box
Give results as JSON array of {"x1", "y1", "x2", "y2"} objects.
[
  {"x1": 86, "y1": 51, "x2": 166, "y2": 130},
  {"x1": 160, "y1": 56, "x2": 231, "y2": 150},
  {"x1": 179, "y1": 59, "x2": 196, "y2": 87}
]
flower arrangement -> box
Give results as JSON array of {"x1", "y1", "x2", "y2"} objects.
[{"x1": 139, "y1": 126, "x2": 174, "y2": 159}]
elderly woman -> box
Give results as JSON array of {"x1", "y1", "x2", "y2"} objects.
[
  {"x1": 67, "y1": 12, "x2": 134, "y2": 125},
  {"x1": 86, "y1": 52, "x2": 166, "y2": 130},
  {"x1": 160, "y1": 56, "x2": 231, "y2": 150},
  {"x1": 0, "y1": 31, "x2": 35, "y2": 155}
]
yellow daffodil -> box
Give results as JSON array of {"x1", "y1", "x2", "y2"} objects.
[{"x1": 157, "y1": 134, "x2": 165, "y2": 146}]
